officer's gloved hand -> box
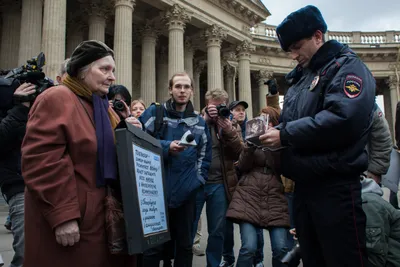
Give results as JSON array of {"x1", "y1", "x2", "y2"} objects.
[{"x1": 265, "y1": 79, "x2": 278, "y2": 95}]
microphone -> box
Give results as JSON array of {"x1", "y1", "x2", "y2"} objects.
[
  {"x1": 186, "y1": 134, "x2": 195, "y2": 143},
  {"x1": 178, "y1": 130, "x2": 197, "y2": 147}
]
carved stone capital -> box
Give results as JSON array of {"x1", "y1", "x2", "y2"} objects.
[
  {"x1": 236, "y1": 40, "x2": 255, "y2": 58},
  {"x1": 222, "y1": 51, "x2": 237, "y2": 62},
  {"x1": 87, "y1": 3, "x2": 111, "y2": 20},
  {"x1": 184, "y1": 37, "x2": 194, "y2": 52},
  {"x1": 140, "y1": 20, "x2": 160, "y2": 40},
  {"x1": 225, "y1": 65, "x2": 236, "y2": 78},
  {"x1": 113, "y1": 0, "x2": 135, "y2": 9},
  {"x1": 194, "y1": 60, "x2": 206, "y2": 75},
  {"x1": 386, "y1": 75, "x2": 398, "y2": 90},
  {"x1": 254, "y1": 69, "x2": 273, "y2": 83},
  {"x1": 162, "y1": 4, "x2": 191, "y2": 30},
  {"x1": 203, "y1": 24, "x2": 227, "y2": 47}
]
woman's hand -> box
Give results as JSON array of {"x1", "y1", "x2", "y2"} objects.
[
  {"x1": 125, "y1": 116, "x2": 142, "y2": 129},
  {"x1": 55, "y1": 220, "x2": 80, "y2": 246}
]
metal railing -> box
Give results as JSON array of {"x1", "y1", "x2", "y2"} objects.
[{"x1": 251, "y1": 23, "x2": 400, "y2": 44}]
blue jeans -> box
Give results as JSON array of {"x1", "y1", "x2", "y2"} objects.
[
  {"x1": 192, "y1": 184, "x2": 228, "y2": 267},
  {"x1": 222, "y1": 222, "x2": 264, "y2": 266},
  {"x1": 236, "y1": 223, "x2": 288, "y2": 267},
  {"x1": 8, "y1": 193, "x2": 24, "y2": 267},
  {"x1": 222, "y1": 219, "x2": 235, "y2": 265}
]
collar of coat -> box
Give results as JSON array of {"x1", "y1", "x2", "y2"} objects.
[
  {"x1": 165, "y1": 98, "x2": 197, "y2": 119},
  {"x1": 285, "y1": 40, "x2": 353, "y2": 85}
]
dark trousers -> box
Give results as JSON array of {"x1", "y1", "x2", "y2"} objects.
[
  {"x1": 143, "y1": 189, "x2": 197, "y2": 267},
  {"x1": 293, "y1": 181, "x2": 367, "y2": 267}
]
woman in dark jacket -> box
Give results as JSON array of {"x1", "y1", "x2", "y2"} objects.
[{"x1": 226, "y1": 107, "x2": 290, "y2": 267}]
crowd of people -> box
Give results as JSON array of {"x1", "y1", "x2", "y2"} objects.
[{"x1": 1, "y1": 4, "x2": 400, "y2": 267}]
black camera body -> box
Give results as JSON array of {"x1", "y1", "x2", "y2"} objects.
[
  {"x1": 216, "y1": 103, "x2": 230, "y2": 118},
  {"x1": 5, "y1": 52, "x2": 53, "y2": 104},
  {"x1": 113, "y1": 99, "x2": 125, "y2": 112}
]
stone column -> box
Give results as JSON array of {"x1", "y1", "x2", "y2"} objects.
[
  {"x1": 193, "y1": 60, "x2": 205, "y2": 111},
  {"x1": 383, "y1": 86, "x2": 394, "y2": 135},
  {"x1": 387, "y1": 75, "x2": 399, "y2": 134},
  {"x1": 163, "y1": 4, "x2": 191, "y2": 78},
  {"x1": 18, "y1": 0, "x2": 42, "y2": 65},
  {"x1": 88, "y1": 4, "x2": 108, "y2": 42},
  {"x1": 220, "y1": 64, "x2": 225, "y2": 90},
  {"x1": 42, "y1": 0, "x2": 67, "y2": 81},
  {"x1": 140, "y1": 22, "x2": 158, "y2": 106},
  {"x1": 66, "y1": 22, "x2": 85, "y2": 57},
  {"x1": 225, "y1": 65, "x2": 236, "y2": 102},
  {"x1": 184, "y1": 38, "x2": 194, "y2": 79},
  {"x1": 113, "y1": 0, "x2": 135, "y2": 94},
  {"x1": 203, "y1": 24, "x2": 227, "y2": 91},
  {"x1": 255, "y1": 69, "x2": 273, "y2": 110},
  {"x1": 156, "y1": 46, "x2": 169, "y2": 102},
  {"x1": 237, "y1": 40, "x2": 255, "y2": 118},
  {"x1": 0, "y1": 1, "x2": 21, "y2": 69}
]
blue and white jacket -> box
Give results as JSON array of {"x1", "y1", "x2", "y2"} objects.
[{"x1": 139, "y1": 99, "x2": 212, "y2": 208}]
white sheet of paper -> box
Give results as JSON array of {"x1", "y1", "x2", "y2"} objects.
[{"x1": 132, "y1": 144, "x2": 168, "y2": 236}]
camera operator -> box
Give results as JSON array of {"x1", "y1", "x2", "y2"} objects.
[
  {"x1": 107, "y1": 84, "x2": 132, "y2": 120},
  {"x1": 0, "y1": 81, "x2": 36, "y2": 267},
  {"x1": 193, "y1": 88, "x2": 243, "y2": 267}
]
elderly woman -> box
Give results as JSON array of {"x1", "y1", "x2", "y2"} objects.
[
  {"x1": 226, "y1": 107, "x2": 290, "y2": 267},
  {"x1": 21, "y1": 41, "x2": 137, "y2": 267}
]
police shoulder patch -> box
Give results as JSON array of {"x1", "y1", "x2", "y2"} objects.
[{"x1": 343, "y1": 74, "x2": 362, "y2": 99}]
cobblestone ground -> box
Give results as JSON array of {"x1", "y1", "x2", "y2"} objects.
[{"x1": 0, "y1": 187, "x2": 397, "y2": 267}]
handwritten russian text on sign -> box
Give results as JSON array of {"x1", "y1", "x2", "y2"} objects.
[{"x1": 133, "y1": 144, "x2": 167, "y2": 236}]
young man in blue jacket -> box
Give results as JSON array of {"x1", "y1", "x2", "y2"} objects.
[
  {"x1": 138, "y1": 72, "x2": 212, "y2": 267},
  {"x1": 260, "y1": 5, "x2": 375, "y2": 267}
]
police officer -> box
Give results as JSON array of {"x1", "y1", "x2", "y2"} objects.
[{"x1": 260, "y1": 5, "x2": 374, "y2": 267}]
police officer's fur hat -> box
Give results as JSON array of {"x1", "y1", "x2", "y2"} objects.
[{"x1": 276, "y1": 5, "x2": 327, "y2": 52}]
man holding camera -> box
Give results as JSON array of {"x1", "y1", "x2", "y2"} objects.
[
  {"x1": 260, "y1": 5, "x2": 375, "y2": 266},
  {"x1": 0, "y1": 81, "x2": 36, "y2": 267},
  {"x1": 192, "y1": 88, "x2": 243, "y2": 267}
]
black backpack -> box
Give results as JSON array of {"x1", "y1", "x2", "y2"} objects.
[{"x1": 150, "y1": 102, "x2": 165, "y2": 139}]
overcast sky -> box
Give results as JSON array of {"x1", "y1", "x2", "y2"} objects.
[{"x1": 260, "y1": 0, "x2": 400, "y2": 31}]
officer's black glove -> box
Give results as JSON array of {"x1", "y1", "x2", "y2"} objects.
[{"x1": 264, "y1": 79, "x2": 278, "y2": 95}]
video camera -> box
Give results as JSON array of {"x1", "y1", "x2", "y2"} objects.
[{"x1": 2, "y1": 52, "x2": 53, "y2": 105}]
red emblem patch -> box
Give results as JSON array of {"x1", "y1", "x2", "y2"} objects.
[
  {"x1": 378, "y1": 112, "x2": 383, "y2": 117},
  {"x1": 344, "y1": 75, "x2": 363, "y2": 99}
]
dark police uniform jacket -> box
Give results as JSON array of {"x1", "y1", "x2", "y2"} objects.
[{"x1": 279, "y1": 40, "x2": 375, "y2": 183}]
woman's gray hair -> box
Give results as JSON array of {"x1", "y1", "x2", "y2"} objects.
[
  {"x1": 59, "y1": 58, "x2": 70, "y2": 77},
  {"x1": 77, "y1": 61, "x2": 95, "y2": 80}
]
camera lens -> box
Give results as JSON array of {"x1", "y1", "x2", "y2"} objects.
[
  {"x1": 113, "y1": 100, "x2": 125, "y2": 112},
  {"x1": 218, "y1": 107, "x2": 231, "y2": 118}
]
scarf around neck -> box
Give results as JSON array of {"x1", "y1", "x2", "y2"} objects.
[{"x1": 63, "y1": 75, "x2": 119, "y2": 187}]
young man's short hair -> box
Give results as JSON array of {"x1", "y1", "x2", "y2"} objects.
[
  {"x1": 205, "y1": 88, "x2": 229, "y2": 104},
  {"x1": 168, "y1": 72, "x2": 194, "y2": 89}
]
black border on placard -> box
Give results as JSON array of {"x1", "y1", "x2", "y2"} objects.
[{"x1": 115, "y1": 123, "x2": 170, "y2": 255}]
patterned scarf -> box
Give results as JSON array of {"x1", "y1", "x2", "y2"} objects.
[{"x1": 63, "y1": 75, "x2": 119, "y2": 187}]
